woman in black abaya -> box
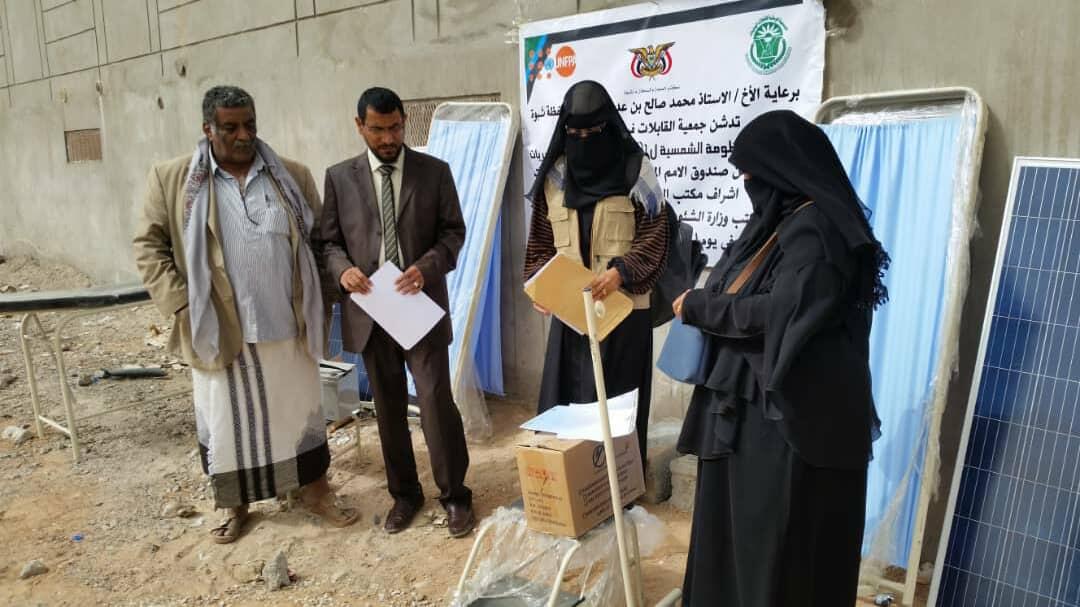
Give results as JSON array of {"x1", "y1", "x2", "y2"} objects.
[
  {"x1": 523, "y1": 81, "x2": 669, "y2": 465},
  {"x1": 672, "y1": 109, "x2": 889, "y2": 606}
]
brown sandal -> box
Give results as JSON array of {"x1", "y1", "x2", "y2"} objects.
[
  {"x1": 302, "y1": 494, "x2": 359, "y2": 528},
  {"x1": 209, "y1": 513, "x2": 248, "y2": 544}
]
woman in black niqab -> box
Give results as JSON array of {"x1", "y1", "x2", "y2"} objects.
[
  {"x1": 528, "y1": 80, "x2": 645, "y2": 211},
  {"x1": 724, "y1": 109, "x2": 889, "y2": 309},
  {"x1": 523, "y1": 80, "x2": 669, "y2": 470},
  {"x1": 673, "y1": 110, "x2": 887, "y2": 607}
]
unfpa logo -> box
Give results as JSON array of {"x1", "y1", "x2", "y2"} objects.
[
  {"x1": 555, "y1": 46, "x2": 577, "y2": 77},
  {"x1": 528, "y1": 45, "x2": 578, "y2": 83},
  {"x1": 629, "y1": 42, "x2": 675, "y2": 79}
]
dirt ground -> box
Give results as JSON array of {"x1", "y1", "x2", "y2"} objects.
[
  {"x1": 0, "y1": 254, "x2": 931, "y2": 607},
  {"x1": 0, "y1": 255, "x2": 691, "y2": 606}
]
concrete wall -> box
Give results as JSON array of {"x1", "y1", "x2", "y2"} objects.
[
  {"x1": 0, "y1": 0, "x2": 643, "y2": 403},
  {"x1": 2, "y1": 0, "x2": 1080, "y2": 562}
]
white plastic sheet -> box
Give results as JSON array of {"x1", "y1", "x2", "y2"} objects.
[
  {"x1": 817, "y1": 88, "x2": 988, "y2": 592},
  {"x1": 452, "y1": 505, "x2": 665, "y2": 606},
  {"x1": 425, "y1": 103, "x2": 518, "y2": 441}
]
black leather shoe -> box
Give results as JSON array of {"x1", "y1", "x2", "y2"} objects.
[
  {"x1": 446, "y1": 502, "x2": 476, "y2": 538},
  {"x1": 384, "y1": 497, "x2": 423, "y2": 534}
]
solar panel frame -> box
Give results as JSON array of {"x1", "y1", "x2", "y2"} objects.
[{"x1": 931, "y1": 157, "x2": 1080, "y2": 606}]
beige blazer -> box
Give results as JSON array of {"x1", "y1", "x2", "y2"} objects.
[{"x1": 132, "y1": 153, "x2": 323, "y2": 371}]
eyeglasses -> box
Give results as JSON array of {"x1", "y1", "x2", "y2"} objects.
[
  {"x1": 564, "y1": 122, "x2": 607, "y2": 139},
  {"x1": 365, "y1": 123, "x2": 405, "y2": 135}
]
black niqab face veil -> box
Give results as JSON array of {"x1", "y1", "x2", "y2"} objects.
[
  {"x1": 529, "y1": 80, "x2": 644, "y2": 209},
  {"x1": 730, "y1": 110, "x2": 890, "y2": 309}
]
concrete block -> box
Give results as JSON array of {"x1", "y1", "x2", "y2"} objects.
[
  {"x1": 299, "y1": 1, "x2": 411, "y2": 63},
  {"x1": 158, "y1": 0, "x2": 192, "y2": 11},
  {"x1": 7, "y1": 0, "x2": 44, "y2": 82},
  {"x1": 10, "y1": 80, "x2": 53, "y2": 111},
  {"x1": 669, "y1": 454, "x2": 697, "y2": 513},
  {"x1": 43, "y1": 0, "x2": 94, "y2": 43},
  {"x1": 437, "y1": 0, "x2": 517, "y2": 43},
  {"x1": 52, "y1": 69, "x2": 101, "y2": 131},
  {"x1": 92, "y1": 0, "x2": 107, "y2": 66},
  {"x1": 46, "y1": 30, "x2": 98, "y2": 75},
  {"x1": 159, "y1": 0, "x2": 293, "y2": 49},
  {"x1": 161, "y1": 22, "x2": 296, "y2": 86},
  {"x1": 295, "y1": 0, "x2": 315, "y2": 18},
  {"x1": 0, "y1": 37, "x2": 8, "y2": 87},
  {"x1": 314, "y1": 0, "x2": 390, "y2": 14},
  {"x1": 0, "y1": 22, "x2": 7, "y2": 86},
  {"x1": 412, "y1": 0, "x2": 438, "y2": 43},
  {"x1": 148, "y1": 0, "x2": 162, "y2": 52},
  {"x1": 102, "y1": 0, "x2": 152, "y2": 61},
  {"x1": 640, "y1": 420, "x2": 681, "y2": 504}
]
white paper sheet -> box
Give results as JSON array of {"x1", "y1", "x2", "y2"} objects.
[
  {"x1": 519, "y1": 389, "x2": 638, "y2": 440},
  {"x1": 349, "y1": 264, "x2": 446, "y2": 350}
]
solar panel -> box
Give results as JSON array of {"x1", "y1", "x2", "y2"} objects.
[{"x1": 932, "y1": 158, "x2": 1080, "y2": 606}]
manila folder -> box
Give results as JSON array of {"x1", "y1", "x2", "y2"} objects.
[{"x1": 524, "y1": 253, "x2": 632, "y2": 341}]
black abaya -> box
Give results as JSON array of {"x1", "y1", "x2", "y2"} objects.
[
  {"x1": 677, "y1": 110, "x2": 887, "y2": 607},
  {"x1": 530, "y1": 80, "x2": 661, "y2": 468},
  {"x1": 537, "y1": 309, "x2": 652, "y2": 465},
  {"x1": 682, "y1": 399, "x2": 867, "y2": 607}
]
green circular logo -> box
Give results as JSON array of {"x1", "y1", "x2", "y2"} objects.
[{"x1": 747, "y1": 16, "x2": 791, "y2": 75}]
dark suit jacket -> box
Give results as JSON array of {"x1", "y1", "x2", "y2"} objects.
[{"x1": 321, "y1": 147, "x2": 466, "y2": 353}]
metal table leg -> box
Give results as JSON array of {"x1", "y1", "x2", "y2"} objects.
[
  {"x1": 18, "y1": 313, "x2": 45, "y2": 439},
  {"x1": 53, "y1": 311, "x2": 82, "y2": 462}
]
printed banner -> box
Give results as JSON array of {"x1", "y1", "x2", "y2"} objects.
[{"x1": 520, "y1": 0, "x2": 825, "y2": 263}]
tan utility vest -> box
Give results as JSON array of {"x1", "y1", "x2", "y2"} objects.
[{"x1": 544, "y1": 177, "x2": 651, "y2": 309}]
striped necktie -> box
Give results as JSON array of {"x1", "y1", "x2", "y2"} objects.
[{"x1": 377, "y1": 164, "x2": 400, "y2": 267}]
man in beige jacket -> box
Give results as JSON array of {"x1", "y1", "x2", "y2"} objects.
[{"x1": 133, "y1": 85, "x2": 356, "y2": 544}]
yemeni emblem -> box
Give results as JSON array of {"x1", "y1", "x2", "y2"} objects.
[
  {"x1": 747, "y1": 16, "x2": 791, "y2": 75},
  {"x1": 629, "y1": 42, "x2": 675, "y2": 79}
]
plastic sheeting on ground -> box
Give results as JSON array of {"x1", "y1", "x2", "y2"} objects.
[{"x1": 451, "y1": 505, "x2": 666, "y2": 606}]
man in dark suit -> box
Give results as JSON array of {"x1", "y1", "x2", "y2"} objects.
[{"x1": 321, "y1": 87, "x2": 474, "y2": 537}]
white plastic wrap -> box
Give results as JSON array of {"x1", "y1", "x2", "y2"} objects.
[
  {"x1": 817, "y1": 88, "x2": 987, "y2": 598},
  {"x1": 452, "y1": 506, "x2": 665, "y2": 607},
  {"x1": 456, "y1": 354, "x2": 493, "y2": 444},
  {"x1": 426, "y1": 103, "x2": 517, "y2": 442}
]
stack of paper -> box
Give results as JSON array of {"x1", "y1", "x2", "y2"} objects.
[
  {"x1": 349, "y1": 264, "x2": 446, "y2": 350},
  {"x1": 524, "y1": 253, "x2": 632, "y2": 341},
  {"x1": 519, "y1": 389, "x2": 638, "y2": 441}
]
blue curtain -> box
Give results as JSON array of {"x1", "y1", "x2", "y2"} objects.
[
  {"x1": 822, "y1": 116, "x2": 963, "y2": 566},
  {"x1": 426, "y1": 118, "x2": 509, "y2": 395}
]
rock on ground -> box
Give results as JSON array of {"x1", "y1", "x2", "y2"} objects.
[
  {"x1": 19, "y1": 560, "x2": 49, "y2": 579},
  {"x1": 2, "y1": 426, "x2": 31, "y2": 446},
  {"x1": 262, "y1": 550, "x2": 290, "y2": 591}
]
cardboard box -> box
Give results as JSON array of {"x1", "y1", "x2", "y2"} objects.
[{"x1": 515, "y1": 431, "x2": 644, "y2": 537}]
